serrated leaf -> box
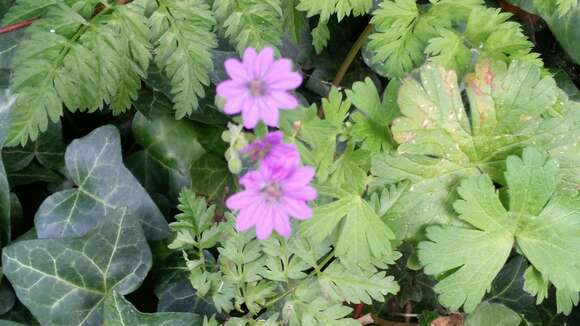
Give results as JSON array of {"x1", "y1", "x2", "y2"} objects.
[
  {"x1": 2, "y1": 207, "x2": 152, "y2": 325},
  {"x1": 319, "y1": 261, "x2": 399, "y2": 304},
  {"x1": 465, "y1": 303, "x2": 522, "y2": 326},
  {"x1": 425, "y1": 28, "x2": 471, "y2": 77},
  {"x1": 5, "y1": 1, "x2": 151, "y2": 145},
  {"x1": 419, "y1": 148, "x2": 580, "y2": 313},
  {"x1": 104, "y1": 291, "x2": 202, "y2": 326},
  {"x1": 346, "y1": 77, "x2": 397, "y2": 152},
  {"x1": 213, "y1": 0, "x2": 284, "y2": 53},
  {"x1": 148, "y1": 0, "x2": 217, "y2": 118},
  {"x1": 302, "y1": 193, "x2": 394, "y2": 264},
  {"x1": 34, "y1": 125, "x2": 169, "y2": 240},
  {"x1": 372, "y1": 60, "x2": 567, "y2": 240}
]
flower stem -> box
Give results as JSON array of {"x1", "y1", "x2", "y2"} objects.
[
  {"x1": 332, "y1": 23, "x2": 373, "y2": 87},
  {"x1": 0, "y1": 19, "x2": 35, "y2": 35}
]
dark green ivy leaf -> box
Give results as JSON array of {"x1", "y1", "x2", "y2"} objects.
[
  {"x1": 104, "y1": 291, "x2": 202, "y2": 326},
  {"x1": 34, "y1": 125, "x2": 169, "y2": 240},
  {"x1": 2, "y1": 207, "x2": 152, "y2": 326}
]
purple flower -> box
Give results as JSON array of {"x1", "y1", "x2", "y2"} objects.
[
  {"x1": 241, "y1": 131, "x2": 300, "y2": 172},
  {"x1": 226, "y1": 163, "x2": 317, "y2": 239},
  {"x1": 217, "y1": 47, "x2": 302, "y2": 129}
]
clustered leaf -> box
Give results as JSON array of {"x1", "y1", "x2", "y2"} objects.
[
  {"x1": 213, "y1": 0, "x2": 284, "y2": 53},
  {"x1": 367, "y1": 0, "x2": 538, "y2": 78},
  {"x1": 419, "y1": 148, "x2": 580, "y2": 314}
]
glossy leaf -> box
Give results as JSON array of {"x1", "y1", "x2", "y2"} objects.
[
  {"x1": 2, "y1": 208, "x2": 152, "y2": 325},
  {"x1": 34, "y1": 125, "x2": 169, "y2": 240}
]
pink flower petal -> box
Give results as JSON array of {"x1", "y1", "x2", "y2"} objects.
[
  {"x1": 239, "y1": 170, "x2": 263, "y2": 189},
  {"x1": 264, "y1": 59, "x2": 302, "y2": 90},
  {"x1": 224, "y1": 93, "x2": 249, "y2": 114},
  {"x1": 268, "y1": 91, "x2": 299, "y2": 109},
  {"x1": 235, "y1": 202, "x2": 262, "y2": 231},
  {"x1": 217, "y1": 80, "x2": 247, "y2": 98},
  {"x1": 284, "y1": 166, "x2": 315, "y2": 189},
  {"x1": 255, "y1": 204, "x2": 274, "y2": 240},
  {"x1": 226, "y1": 191, "x2": 260, "y2": 210},
  {"x1": 258, "y1": 99, "x2": 279, "y2": 127},
  {"x1": 242, "y1": 48, "x2": 258, "y2": 78},
  {"x1": 242, "y1": 105, "x2": 260, "y2": 129},
  {"x1": 285, "y1": 186, "x2": 317, "y2": 201},
  {"x1": 225, "y1": 59, "x2": 249, "y2": 81},
  {"x1": 254, "y1": 47, "x2": 275, "y2": 78},
  {"x1": 272, "y1": 208, "x2": 292, "y2": 238},
  {"x1": 282, "y1": 198, "x2": 312, "y2": 220}
]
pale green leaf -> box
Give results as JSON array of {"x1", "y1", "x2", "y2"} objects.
[
  {"x1": 319, "y1": 261, "x2": 399, "y2": 304},
  {"x1": 346, "y1": 77, "x2": 397, "y2": 152},
  {"x1": 2, "y1": 207, "x2": 152, "y2": 325},
  {"x1": 465, "y1": 303, "x2": 522, "y2": 326},
  {"x1": 302, "y1": 194, "x2": 394, "y2": 264},
  {"x1": 523, "y1": 266, "x2": 549, "y2": 305},
  {"x1": 149, "y1": 0, "x2": 217, "y2": 118},
  {"x1": 104, "y1": 291, "x2": 202, "y2": 326},
  {"x1": 34, "y1": 125, "x2": 169, "y2": 240}
]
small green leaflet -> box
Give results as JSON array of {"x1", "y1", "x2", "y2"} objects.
[
  {"x1": 34, "y1": 125, "x2": 169, "y2": 240},
  {"x1": 465, "y1": 303, "x2": 522, "y2": 326},
  {"x1": 345, "y1": 77, "x2": 398, "y2": 153},
  {"x1": 302, "y1": 190, "x2": 395, "y2": 264},
  {"x1": 2, "y1": 208, "x2": 152, "y2": 325},
  {"x1": 418, "y1": 148, "x2": 580, "y2": 314},
  {"x1": 148, "y1": 0, "x2": 218, "y2": 118}
]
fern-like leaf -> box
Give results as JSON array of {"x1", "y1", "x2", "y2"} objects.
[
  {"x1": 6, "y1": 1, "x2": 150, "y2": 146},
  {"x1": 297, "y1": 0, "x2": 373, "y2": 53},
  {"x1": 213, "y1": 0, "x2": 283, "y2": 53},
  {"x1": 148, "y1": 0, "x2": 217, "y2": 119}
]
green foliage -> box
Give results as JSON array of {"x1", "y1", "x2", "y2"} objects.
[
  {"x1": 148, "y1": 0, "x2": 218, "y2": 118},
  {"x1": 2, "y1": 208, "x2": 152, "y2": 325},
  {"x1": 419, "y1": 148, "x2": 580, "y2": 314},
  {"x1": 367, "y1": 0, "x2": 538, "y2": 78},
  {"x1": 213, "y1": 0, "x2": 284, "y2": 53},
  {"x1": 297, "y1": 0, "x2": 372, "y2": 52},
  {"x1": 464, "y1": 303, "x2": 522, "y2": 326},
  {"x1": 371, "y1": 60, "x2": 577, "y2": 240},
  {"x1": 5, "y1": 0, "x2": 150, "y2": 146},
  {"x1": 34, "y1": 125, "x2": 169, "y2": 240}
]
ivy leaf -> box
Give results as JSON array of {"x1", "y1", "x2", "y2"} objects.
[
  {"x1": 189, "y1": 153, "x2": 236, "y2": 203},
  {"x1": 302, "y1": 193, "x2": 394, "y2": 264},
  {"x1": 34, "y1": 125, "x2": 169, "y2": 240},
  {"x1": 319, "y1": 261, "x2": 399, "y2": 304},
  {"x1": 372, "y1": 60, "x2": 568, "y2": 240},
  {"x1": 345, "y1": 77, "x2": 398, "y2": 152},
  {"x1": 104, "y1": 291, "x2": 202, "y2": 326},
  {"x1": 2, "y1": 121, "x2": 65, "y2": 172},
  {"x1": 419, "y1": 148, "x2": 580, "y2": 314},
  {"x1": 148, "y1": 0, "x2": 218, "y2": 118},
  {"x1": 2, "y1": 207, "x2": 152, "y2": 325},
  {"x1": 0, "y1": 138, "x2": 8, "y2": 248},
  {"x1": 465, "y1": 303, "x2": 522, "y2": 326},
  {"x1": 129, "y1": 112, "x2": 205, "y2": 200}
]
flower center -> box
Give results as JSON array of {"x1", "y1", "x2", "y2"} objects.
[
  {"x1": 248, "y1": 79, "x2": 266, "y2": 97},
  {"x1": 261, "y1": 181, "x2": 283, "y2": 202}
]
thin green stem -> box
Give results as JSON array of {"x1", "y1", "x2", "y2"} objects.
[{"x1": 332, "y1": 23, "x2": 373, "y2": 87}]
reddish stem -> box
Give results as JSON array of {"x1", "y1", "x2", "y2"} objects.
[
  {"x1": 354, "y1": 303, "x2": 364, "y2": 319},
  {"x1": 0, "y1": 19, "x2": 35, "y2": 35}
]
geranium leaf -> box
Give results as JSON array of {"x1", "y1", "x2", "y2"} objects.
[
  {"x1": 372, "y1": 60, "x2": 574, "y2": 240},
  {"x1": 34, "y1": 125, "x2": 169, "y2": 240},
  {"x1": 420, "y1": 148, "x2": 580, "y2": 314},
  {"x1": 2, "y1": 207, "x2": 152, "y2": 325},
  {"x1": 465, "y1": 303, "x2": 522, "y2": 326}
]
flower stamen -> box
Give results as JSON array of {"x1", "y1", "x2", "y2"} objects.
[
  {"x1": 262, "y1": 181, "x2": 283, "y2": 202},
  {"x1": 248, "y1": 79, "x2": 266, "y2": 97}
]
